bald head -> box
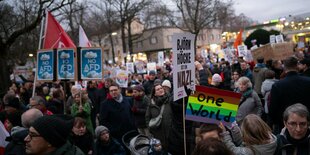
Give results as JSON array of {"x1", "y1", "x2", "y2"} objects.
[{"x1": 21, "y1": 109, "x2": 43, "y2": 128}]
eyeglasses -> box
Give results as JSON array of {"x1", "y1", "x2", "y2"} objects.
[
  {"x1": 287, "y1": 122, "x2": 308, "y2": 129},
  {"x1": 26, "y1": 132, "x2": 42, "y2": 141}
]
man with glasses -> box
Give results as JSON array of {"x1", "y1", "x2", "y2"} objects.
[
  {"x1": 275, "y1": 103, "x2": 310, "y2": 155},
  {"x1": 24, "y1": 115, "x2": 84, "y2": 155},
  {"x1": 29, "y1": 96, "x2": 53, "y2": 115}
]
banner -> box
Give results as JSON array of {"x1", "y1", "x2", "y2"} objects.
[
  {"x1": 79, "y1": 25, "x2": 92, "y2": 47},
  {"x1": 80, "y1": 48, "x2": 103, "y2": 80},
  {"x1": 37, "y1": 50, "x2": 54, "y2": 81},
  {"x1": 57, "y1": 49, "x2": 76, "y2": 80},
  {"x1": 42, "y1": 11, "x2": 76, "y2": 49},
  {"x1": 186, "y1": 86, "x2": 241, "y2": 126},
  {"x1": 172, "y1": 33, "x2": 195, "y2": 101},
  {"x1": 126, "y1": 63, "x2": 135, "y2": 74},
  {"x1": 233, "y1": 29, "x2": 243, "y2": 56},
  {"x1": 115, "y1": 69, "x2": 129, "y2": 88}
]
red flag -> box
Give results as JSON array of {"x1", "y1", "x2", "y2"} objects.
[
  {"x1": 42, "y1": 11, "x2": 76, "y2": 49},
  {"x1": 233, "y1": 29, "x2": 243, "y2": 56},
  {"x1": 79, "y1": 25, "x2": 92, "y2": 47}
]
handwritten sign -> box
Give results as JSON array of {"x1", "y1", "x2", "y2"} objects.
[
  {"x1": 37, "y1": 50, "x2": 54, "y2": 81},
  {"x1": 80, "y1": 48, "x2": 103, "y2": 80},
  {"x1": 158, "y1": 51, "x2": 164, "y2": 66},
  {"x1": 57, "y1": 49, "x2": 75, "y2": 80},
  {"x1": 276, "y1": 34, "x2": 284, "y2": 43},
  {"x1": 270, "y1": 35, "x2": 276, "y2": 44},
  {"x1": 126, "y1": 63, "x2": 135, "y2": 74},
  {"x1": 135, "y1": 61, "x2": 146, "y2": 74},
  {"x1": 172, "y1": 33, "x2": 196, "y2": 101},
  {"x1": 237, "y1": 45, "x2": 247, "y2": 57},
  {"x1": 186, "y1": 86, "x2": 241, "y2": 126},
  {"x1": 115, "y1": 69, "x2": 129, "y2": 88},
  {"x1": 147, "y1": 62, "x2": 157, "y2": 74}
]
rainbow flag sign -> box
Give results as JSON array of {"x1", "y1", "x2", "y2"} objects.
[{"x1": 186, "y1": 85, "x2": 241, "y2": 126}]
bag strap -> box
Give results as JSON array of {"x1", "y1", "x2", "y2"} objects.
[{"x1": 152, "y1": 99, "x2": 165, "y2": 116}]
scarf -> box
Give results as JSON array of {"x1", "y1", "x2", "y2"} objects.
[
  {"x1": 114, "y1": 94, "x2": 123, "y2": 103},
  {"x1": 153, "y1": 93, "x2": 170, "y2": 106}
]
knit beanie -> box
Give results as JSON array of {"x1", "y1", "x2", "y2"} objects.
[
  {"x1": 6, "y1": 97, "x2": 20, "y2": 110},
  {"x1": 95, "y1": 125, "x2": 109, "y2": 138},
  {"x1": 133, "y1": 85, "x2": 144, "y2": 92},
  {"x1": 162, "y1": 80, "x2": 171, "y2": 88},
  {"x1": 32, "y1": 115, "x2": 71, "y2": 147},
  {"x1": 212, "y1": 74, "x2": 222, "y2": 83}
]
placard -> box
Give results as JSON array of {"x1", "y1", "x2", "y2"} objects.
[
  {"x1": 80, "y1": 48, "x2": 103, "y2": 80},
  {"x1": 237, "y1": 45, "x2": 247, "y2": 57},
  {"x1": 57, "y1": 49, "x2": 76, "y2": 80},
  {"x1": 37, "y1": 50, "x2": 54, "y2": 81},
  {"x1": 115, "y1": 69, "x2": 129, "y2": 88},
  {"x1": 147, "y1": 62, "x2": 157, "y2": 74},
  {"x1": 126, "y1": 63, "x2": 135, "y2": 74},
  {"x1": 270, "y1": 35, "x2": 276, "y2": 44},
  {"x1": 172, "y1": 33, "x2": 196, "y2": 101},
  {"x1": 158, "y1": 51, "x2": 164, "y2": 66},
  {"x1": 186, "y1": 86, "x2": 241, "y2": 126},
  {"x1": 135, "y1": 61, "x2": 146, "y2": 74}
]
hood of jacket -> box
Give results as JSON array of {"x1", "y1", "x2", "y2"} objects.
[{"x1": 252, "y1": 134, "x2": 277, "y2": 154}]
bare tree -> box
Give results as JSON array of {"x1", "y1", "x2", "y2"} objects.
[
  {"x1": 0, "y1": 0, "x2": 75, "y2": 95},
  {"x1": 172, "y1": 0, "x2": 221, "y2": 54}
]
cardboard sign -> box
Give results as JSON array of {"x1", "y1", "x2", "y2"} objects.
[
  {"x1": 251, "y1": 42, "x2": 294, "y2": 62},
  {"x1": 147, "y1": 62, "x2": 157, "y2": 74},
  {"x1": 135, "y1": 61, "x2": 146, "y2": 74},
  {"x1": 276, "y1": 34, "x2": 284, "y2": 43},
  {"x1": 57, "y1": 49, "x2": 76, "y2": 80},
  {"x1": 158, "y1": 51, "x2": 164, "y2": 66},
  {"x1": 237, "y1": 45, "x2": 247, "y2": 57},
  {"x1": 172, "y1": 33, "x2": 196, "y2": 101},
  {"x1": 115, "y1": 69, "x2": 128, "y2": 88},
  {"x1": 186, "y1": 86, "x2": 241, "y2": 126},
  {"x1": 37, "y1": 50, "x2": 54, "y2": 81},
  {"x1": 80, "y1": 48, "x2": 103, "y2": 80}
]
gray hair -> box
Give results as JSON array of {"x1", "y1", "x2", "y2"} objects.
[
  {"x1": 283, "y1": 103, "x2": 310, "y2": 122},
  {"x1": 30, "y1": 96, "x2": 46, "y2": 106},
  {"x1": 21, "y1": 109, "x2": 43, "y2": 128},
  {"x1": 236, "y1": 76, "x2": 252, "y2": 88}
]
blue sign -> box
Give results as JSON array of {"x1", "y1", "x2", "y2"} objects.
[
  {"x1": 37, "y1": 50, "x2": 54, "y2": 81},
  {"x1": 57, "y1": 49, "x2": 75, "y2": 80},
  {"x1": 80, "y1": 48, "x2": 103, "y2": 80}
]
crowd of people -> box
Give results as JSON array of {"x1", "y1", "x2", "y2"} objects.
[{"x1": 0, "y1": 49, "x2": 310, "y2": 155}]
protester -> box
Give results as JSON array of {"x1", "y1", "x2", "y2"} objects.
[
  {"x1": 29, "y1": 96, "x2": 53, "y2": 115},
  {"x1": 298, "y1": 58, "x2": 310, "y2": 77},
  {"x1": 235, "y1": 77, "x2": 262, "y2": 124},
  {"x1": 253, "y1": 57, "x2": 268, "y2": 99},
  {"x1": 198, "y1": 123, "x2": 222, "y2": 141},
  {"x1": 99, "y1": 82, "x2": 135, "y2": 143},
  {"x1": 230, "y1": 70, "x2": 241, "y2": 91},
  {"x1": 145, "y1": 83, "x2": 173, "y2": 150},
  {"x1": 70, "y1": 117, "x2": 93, "y2": 155},
  {"x1": 93, "y1": 125, "x2": 126, "y2": 155},
  {"x1": 161, "y1": 80, "x2": 172, "y2": 93},
  {"x1": 143, "y1": 70, "x2": 157, "y2": 96},
  {"x1": 210, "y1": 73, "x2": 224, "y2": 89},
  {"x1": 274, "y1": 103, "x2": 310, "y2": 155},
  {"x1": 220, "y1": 114, "x2": 277, "y2": 155},
  {"x1": 192, "y1": 138, "x2": 234, "y2": 155},
  {"x1": 131, "y1": 85, "x2": 150, "y2": 136},
  {"x1": 66, "y1": 85, "x2": 81, "y2": 114},
  {"x1": 240, "y1": 60, "x2": 253, "y2": 82},
  {"x1": 24, "y1": 115, "x2": 84, "y2": 155},
  {"x1": 269, "y1": 56, "x2": 310, "y2": 134}
]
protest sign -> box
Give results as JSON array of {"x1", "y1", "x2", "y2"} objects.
[
  {"x1": 270, "y1": 35, "x2": 276, "y2": 44},
  {"x1": 135, "y1": 61, "x2": 146, "y2": 74},
  {"x1": 276, "y1": 34, "x2": 284, "y2": 43},
  {"x1": 147, "y1": 62, "x2": 157, "y2": 74},
  {"x1": 172, "y1": 33, "x2": 195, "y2": 101},
  {"x1": 158, "y1": 51, "x2": 164, "y2": 66},
  {"x1": 251, "y1": 42, "x2": 294, "y2": 62},
  {"x1": 80, "y1": 48, "x2": 103, "y2": 80},
  {"x1": 37, "y1": 50, "x2": 54, "y2": 81},
  {"x1": 186, "y1": 85, "x2": 241, "y2": 126},
  {"x1": 57, "y1": 49, "x2": 76, "y2": 80},
  {"x1": 126, "y1": 63, "x2": 135, "y2": 73},
  {"x1": 237, "y1": 45, "x2": 247, "y2": 57},
  {"x1": 115, "y1": 69, "x2": 129, "y2": 88}
]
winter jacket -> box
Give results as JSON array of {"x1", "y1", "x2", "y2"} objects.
[
  {"x1": 46, "y1": 141, "x2": 84, "y2": 155},
  {"x1": 143, "y1": 80, "x2": 155, "y2": 96},
  {"x1": 132, "y1": 95, "x2": 150, "y2": 128},
  {"x1": 241, "y1": 68, "x2": 253, "y2": 82},
  {"x1": 275, "y1": 128, "x2": 310, "y2": 155},
  {"x1": 93, "y1": 138, "x2": 126, "y2": 155},
  {"x1": 71, "y1": 101, "x2": 94, "y2": 134},
  {"x1": 69, "y1": 131, "x2": 93, "y2": 155},
  {"x1": 261, "y1": 79, "x2": 278, "y2": 113},
  {"x1": 236, "y1": 89, "x2": 262, "y2": 124},
  {"x1": 301, "y1": 68, "x2": 310, "y2": 77},
  {"x1": 145, "y1": 93, "x2": 173, "y2": 149},
  {"x1": 4, "y1": 127, "x2": 28, "y2": 155},
  {"x1": 222, "y1": 129, "x2": 277, "y2": 155},
  {"x1": 253, "y1": 64, "x2": 268, "y2": 96}
]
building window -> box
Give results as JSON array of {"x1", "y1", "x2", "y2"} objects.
[
  {"x1": 137, "y1": 41, "x2": 143, "y2": 48},
  {"x1": 150, "y1": 37, "x2": 158, "y2": 44}
]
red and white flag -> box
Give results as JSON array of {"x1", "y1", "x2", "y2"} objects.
[
  {"x1": 79, "y1": 25, "x2": 92, "y2": 47},
  {"x1": 42, "y1": 11, "x2": 76, "y2": 49}
]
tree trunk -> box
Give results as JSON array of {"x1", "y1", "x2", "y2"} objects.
[
  {"x1": 127, "y1": 20, "x2": 133, "y2": 62},
  {"x1": 0, "y1": 57, "x2": 10, "y2": 98},
  {"x1": 121, "y1": 22, "x2": 127, "y2": 59}
]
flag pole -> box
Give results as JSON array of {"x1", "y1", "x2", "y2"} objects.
[{"x1": 32, "y1": 10, "x2": 46, "y2": 97}]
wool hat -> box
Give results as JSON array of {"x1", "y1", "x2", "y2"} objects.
[
  {"x1": 212, "y1": 74, "x2": 222, "y2": 83},
  {"x1": 149, "y1": 70, "x2": 156, "y2": 75},
  {"x1": 5, "y1": 97, "x2": 20, "y2": 110},
  {"x1": 133, "y1": 85, "x2": 144, "y2": 92},
  {"x1": 32, "y1": 115, "x2": 71, "y2": 147},
  {"x1": 95, "y1": 126, "x2": 109, "y2": 138},
  {"x1": 154, "y1": 79, "x2": 162, "y2": 85},
  {"x1": 162, "y1": 80, "x2": 171, "y2": 88}
]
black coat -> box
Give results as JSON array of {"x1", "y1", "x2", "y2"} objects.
[
  {"x1": 270, "y1": 71, "x2": 310, "y2": 127},
  {"x1": 69, "y1": 131, "x2": 94, "y2": 155},
  {"x1": 4, "y1": 128, "x2": 28, "y2": 155},
  {"x1": 94, "y1": 138, "x2": 126, "y2": 155}
]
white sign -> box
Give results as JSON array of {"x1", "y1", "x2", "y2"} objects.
[
  {"x1": 276, "y1": 34, "x2": 284, "y2": 43},
  {"x1": 172, "y1": 33, "x2": 195, "y2": 101},
  {"x1": 126, "y1": 63, "x2": 135, "y2": 73},
  {"x1": 115, "y1": 69, "x2": 128, "y2": 88},
  {"x1": 147, "y1": 62, "x2": 157, "y2": 74},
  {"x1": 270, "y1": 35, "x2": 276, "y2": 44},
  {"x1": 237, "y1": 45, "x2": 247, "y2": 57},
  {"x1": 158, "y1": 51, "x2": 164, "y2": 66}
]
